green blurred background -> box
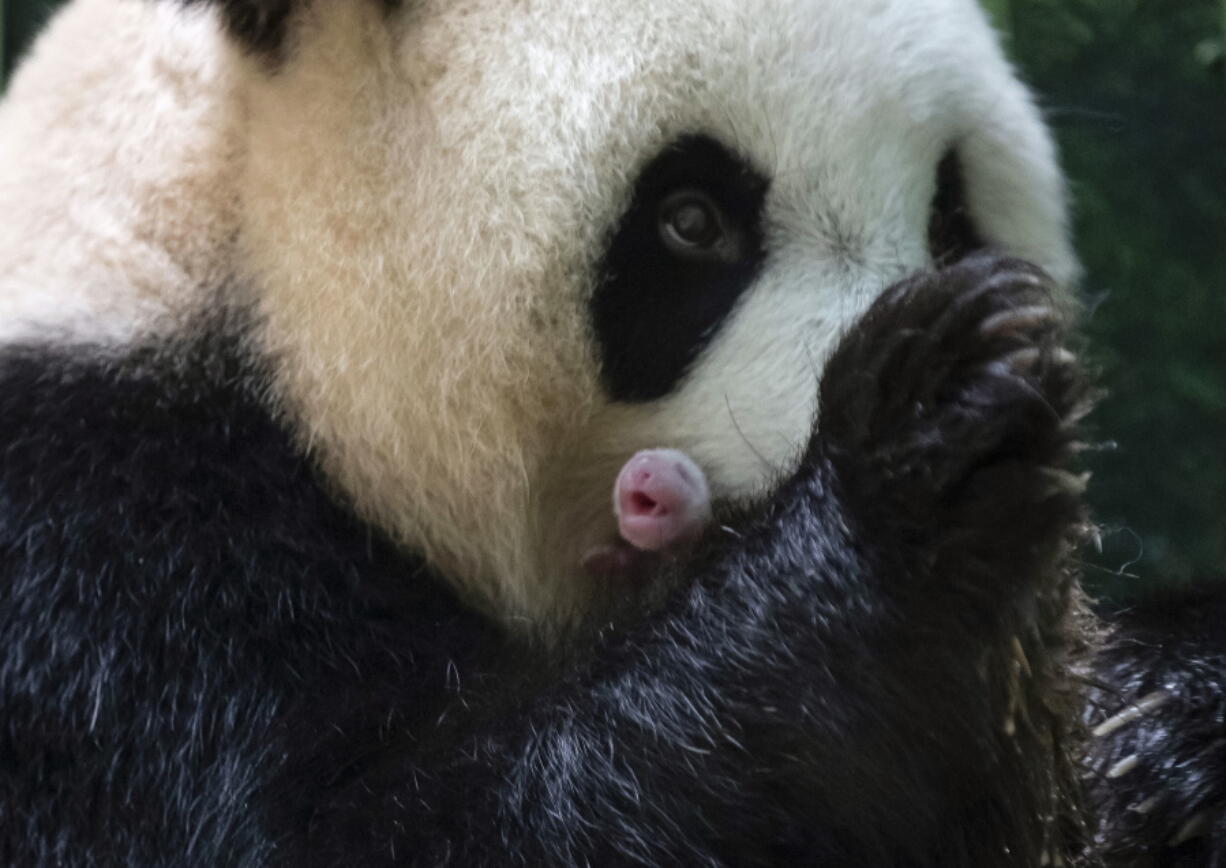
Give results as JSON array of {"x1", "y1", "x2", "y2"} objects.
[{"x1": 4, "y1": 0, "x2": 1224, "y2": 600}]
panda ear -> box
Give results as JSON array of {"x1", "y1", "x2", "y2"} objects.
[
  {"x1": 186, "y1": 0, "x2": 405, "y2": 57},
  {"x1": 181, "y1": 0, "x2": 303, "y2": 56}
]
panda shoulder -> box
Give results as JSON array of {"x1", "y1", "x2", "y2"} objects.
[{"x1": 0, "y1": 0, "x2": 243, "y2": 346}]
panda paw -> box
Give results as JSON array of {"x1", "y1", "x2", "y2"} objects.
[{"x1": 816, "y1": 252, "x2": 1092, "y2": 572}]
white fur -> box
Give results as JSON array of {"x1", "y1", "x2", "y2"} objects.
[
  {"x1": 0, "y1": 0, "x2": 1077, "y2": 629},
  {"x1": 0, "y1": 0, "x2": 241, "y2": 345}
]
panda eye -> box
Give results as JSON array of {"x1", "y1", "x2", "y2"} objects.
[
  {"x1": 658, "y1": 190, "x2": 737, "y2": 260},
  {"x1": 593, "y1": 135, "x2": 769, "y2": 402}
]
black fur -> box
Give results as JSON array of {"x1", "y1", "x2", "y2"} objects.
[
  {"x1": 181, "y1": 0, "x2": 300, "y2": 54},
  {"x1": 0, "y1": 254, "x2": 1094, "y2": 865},
  {"x1": 592, "y1": 136, "x2": 769, "y2": 402},
  {"x1": 0, "y1": 326, "x2": 503, "y2": 865},
  {"x1": 928, "y1": 149, "x2": 986, "y2": 266},
  {"x1": 179, "y1": 0, "x2": 402, "y2": 56},
  {"x1": 1088, "y1": 584, "x2": 1226, "y2": 867}
]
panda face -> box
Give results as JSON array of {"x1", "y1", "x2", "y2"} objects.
[{"x1": 9, "y1": 0, "x2": 1068, "y2": 629}]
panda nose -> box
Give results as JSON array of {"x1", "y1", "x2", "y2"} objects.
[{"x1": 615, "y1": 449, "x2": 711, "y2": 553}]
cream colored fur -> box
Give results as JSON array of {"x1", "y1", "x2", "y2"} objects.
[
  {"x1": 0, "y1": 0, "x2": 1077, "y2": 630},
  {"x1": 0, "y1": 0, "x2": 241, "y2": 345}
]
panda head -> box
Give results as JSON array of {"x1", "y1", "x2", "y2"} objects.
[{"x1": 2, "y1": 0, "x2": 1076, "y2": 631}]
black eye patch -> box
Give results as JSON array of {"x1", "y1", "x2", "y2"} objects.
[{"x1": 591, "y1": 135, "x2": 769, "y2": 403}]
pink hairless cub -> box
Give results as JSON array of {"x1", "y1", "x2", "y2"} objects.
[
  {"x1": 614, "y1": 449, "x2": 712, "y2": 552},
  {"x1": 581, "y1": 449, "x2": 712, "y2": 580}
]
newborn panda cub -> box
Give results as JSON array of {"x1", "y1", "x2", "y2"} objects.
[{"x1": 583, "y1": 449, "x2": 713, "y2": 580}]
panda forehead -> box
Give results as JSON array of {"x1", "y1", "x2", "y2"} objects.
[{"x1": 409, "y1": 0, "x2": 987, "y2": 176}]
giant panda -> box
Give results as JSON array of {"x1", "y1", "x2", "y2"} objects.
[{"x1": 0, "y1": 0, "x2": 1199, "y2": 865}]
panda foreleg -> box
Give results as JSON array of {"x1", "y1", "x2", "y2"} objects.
[{"x1": 281, "y1": 253, "x2": 1091, "y2": 868}]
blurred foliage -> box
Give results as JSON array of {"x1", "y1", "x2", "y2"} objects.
[
  {"x1": 2, "y1": 0, "x2": 1224, "y2": 596},
  {"x1": 986, "y1": 0, "x2": 1226, "y2": 598}
]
